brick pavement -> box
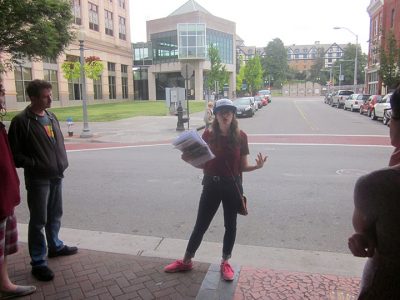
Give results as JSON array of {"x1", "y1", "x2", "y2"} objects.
[
  {"x1": 7, "y1": 243, "x2": 363, "y2": 300},
  {"x1": 7, "y1": 244, "x2": 209, "y2": 300}
]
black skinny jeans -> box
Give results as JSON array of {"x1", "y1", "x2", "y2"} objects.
[{"x1": 186, "y1": 176, "x2": 241, "y2": 260}]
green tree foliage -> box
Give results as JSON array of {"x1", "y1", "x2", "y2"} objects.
[
  {"x1": 205, "y1": 44, "x2": 229, "y2": 94},
  {"x1": 332, "y1": 43, "x2": 366, "y2": 85},
  {"x1": 61, "y1": 56, "x2": 104, "y2": 81},
  {"x1": 236, "y1": 57, "x2": 246, "y2": 92},
  {"x1": 308, "y1": 48, "x2": 328, "y2": 84},
  {"x1": 243, "y1": 56, "x2": 263, "y2": 95},
  {"x1": 262, "y1": 38, "x2": 289, "y2": 87},
  {"x1": 380, "y1": 31, "x2": 400, "y2": 90},
  {"x1": 0, "y1": 0, "x2": 74, "y2": 72}
]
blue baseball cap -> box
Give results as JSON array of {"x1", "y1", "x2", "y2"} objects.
[{"x1": 213, "y1": 99, "x2": 236, "y2": 114}]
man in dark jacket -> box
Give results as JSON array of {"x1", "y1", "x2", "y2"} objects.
[{"x1": 8, "y1": 79, "x2": 77, "y2": 282}]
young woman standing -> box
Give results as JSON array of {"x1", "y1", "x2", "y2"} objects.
[{"x1": 164, "y1": 99, "x2": 267, "y2": 281}]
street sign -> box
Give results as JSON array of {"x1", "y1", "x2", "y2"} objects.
[{"x1": 180, "y1": 63, "x2": 194, "y2": 80}]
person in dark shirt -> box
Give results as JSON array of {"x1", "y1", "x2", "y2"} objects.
[
  {"x1": 8, "y1": 80, "x2": 78, "y2": 282},
  {"x1": 164, "y1": 99, "x2": 267, "y2": 281}
]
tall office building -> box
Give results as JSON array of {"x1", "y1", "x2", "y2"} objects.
[{"x1": 3, "y1": 0, "x2": 133, "y2": 110}]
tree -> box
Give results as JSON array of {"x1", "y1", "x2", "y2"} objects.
[
  {"x1": 243, "y1": 56, "x2": 263, "y2": 95},
  {"x1": 262, "y1": 38, "x2": 289, "y2": 88},
  {"x1": 236, "y1": 57, "x2": 246, "y2": 93},
  {"x1": 380, "y1": 30, "x2": 400, "y2": 90},
  {"x1": 205, "y1": 44, "x2": 229, "y2": 95},
  {"x1": 0, "y1": 0, "x2": 74, "y2": 73},
  {"x1": 332, "y1": 43, "x2": 366, "y2": 85},
  {"x1": 308, "y1": 48, "x2": 328, "y2": 84}
]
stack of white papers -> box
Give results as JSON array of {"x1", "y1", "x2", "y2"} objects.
[{"x1": 173, "y1": 130, "x2": 215, "y2": 167}]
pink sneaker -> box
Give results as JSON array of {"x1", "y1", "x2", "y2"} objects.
[
  {"x1": 164, "y1": 259, "x2": 193, "y2": 273},
  {"x1": 220, "y1": 261, "x2": 234, "y2": 281}
]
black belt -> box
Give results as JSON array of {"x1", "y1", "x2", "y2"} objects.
[{"x1": 203, "y1": 175, "x2": 239, "y2": 183}]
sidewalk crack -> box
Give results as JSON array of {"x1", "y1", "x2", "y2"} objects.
[{"x1": 154, "y1": 237, "x2": 165, "y2": 251}]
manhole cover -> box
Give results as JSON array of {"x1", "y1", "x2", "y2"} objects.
[{"x1": 336, "y1": 169, "x2": 368, "y2": 176}]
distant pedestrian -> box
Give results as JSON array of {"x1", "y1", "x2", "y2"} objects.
[
  {"x1": 0, "y1": 81, "x2": 36, "y2": 298},
  {"x1": 348, "y1": 83, "x2": 400, "y2": 299},
  {"x1": 8, "y1": 79, "x2": 78, "y2": 282},
  {"x1": 164, "y1": 99, "x2": 267, "y2": 281},
  {"x1": 203, "y1": 101, "x2": 214, "y2": 129}
]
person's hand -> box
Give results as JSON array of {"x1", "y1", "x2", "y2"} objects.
[
  {"x1": 255, "y1": 152, "x2": 267, "y2": 169},
  {"x1": 181, "y1": 152, "x2": 191, "y2": 162},
  {"x1": 348, "y1": 233, "x2": 376, "y2": 257}
]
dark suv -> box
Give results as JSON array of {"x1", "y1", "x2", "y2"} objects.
[{"x1": 331, "y1": 90, "x2": 354, "y2": 108}]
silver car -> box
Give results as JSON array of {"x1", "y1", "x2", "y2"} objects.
[
  {"x1": 344, "y1": 94, "x2": 370, "y2": 112},
  {"x1": 371, "y1": 93, "x2": 392, "y2": 121}
]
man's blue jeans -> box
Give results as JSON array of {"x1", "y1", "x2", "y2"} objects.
[{"x1": 26, "y1": 177, "x2": 64, "y2": 267}]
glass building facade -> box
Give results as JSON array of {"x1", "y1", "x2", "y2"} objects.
[
  {"x1": 148, "y1": 25, "x2": 233, "y2": 65},
  {"x1": 177, "y1": 23, "x2": 206, "y2": 59}
]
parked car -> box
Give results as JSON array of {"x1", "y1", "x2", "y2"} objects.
[
  {"x1": 253, "y1": 96, "x2": 263, "y2": 109},
  {"x1": 360, "y1": 95, "x2": 382, "y2": 116},
  {"x1": 257, "y1": 89, "x2": 272, "y2": 103},
  {"x1": 383, "y1": 108, "x2": 392, "y2": 126},
  {"x1": 331, "y1": 90, "x2": 354, "y2": 108},
  {"x1": 344, "y1": 94, "x2": 370, "y2": 112},
  {"x1": 233, "y1": 97, "x2": 256, "y2": 117},
  {"x1": 371, "y1": 93, "x2": 392, "y2": 121}
]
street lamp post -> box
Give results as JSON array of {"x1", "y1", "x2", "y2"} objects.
[
  {"x1": 78, "y1": 29, "x2": 92, "y2": 138},
  {"x1": 333, "y1": 26, "x2": 358, "y2": 92}
]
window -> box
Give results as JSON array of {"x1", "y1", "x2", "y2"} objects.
[
  {"x1": 108, "y1": 62, "x2": 116, "y2": 99},
  {"x1": 121, "y1": 64, "x2": 128, "y2": 99},
  {"x1": 88, "y1": 2, "x2": 99, "y2": 31},
  {"x1": 121, "y1": 77, "x2": 128, "y2": 99},
  {"x1": 121, "y1": 64, "x2": 128, "y2": 73},
  {"x1": 118, "y1": 0, "x2": 125, "y2": 9},
  {"x1": 14, "y1": 66, "x2": 32, "y2": 102},
  {"x1": 43, "y1": 69, "x2": 59, "y2": 101},
  {"x1": 105, "y1": 10, "x2": 113, "y2": 36},
  {"x1": 107, "y1": 62, "x2": 115, "y2": 71},
  {"x1": 119, "y1": 16, "x2": 126, "y2": 40},
  {"x1": 71, "y1": 0, "x2": 82, "y2": 25},
  {"x1": 68, "y1": 79, "x2": 82, "y2": 100},
  {"x1": 93, "y1": 76, "x2": 102, "y2": 100},
  {"x1": 108, "y1": 76, "x2": 116, "y2": 99},
  {"x1": 177, "y1": 23, "x2": 206, "y2": 59}
]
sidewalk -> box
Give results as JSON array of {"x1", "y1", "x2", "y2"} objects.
[
  {"x1": 7, "y1": 243, "x2": 361, "y2": 299},
  {"x1": 7, "y1": 113, "x2": 364, "y2": 299}
]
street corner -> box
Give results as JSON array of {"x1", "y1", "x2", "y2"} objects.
[{"x1": 233, "y1": 266, "x2": 360, "y2": 300}]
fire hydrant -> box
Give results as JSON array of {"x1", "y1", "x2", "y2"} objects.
[
  {"x1": 176, "y1": 101, "x2": 189, "y2": 131},
  {"x1": 66, "y1": 117, "x2": 74, "y2": 137}
]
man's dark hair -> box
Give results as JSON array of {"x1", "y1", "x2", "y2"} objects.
[{"x1": 26, "y1": 79, "x2": 52, "y2": 98}]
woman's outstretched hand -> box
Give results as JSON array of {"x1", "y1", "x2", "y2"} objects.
[{"x1": 255, "y1": 152, "x2": 267, "y2": 169}]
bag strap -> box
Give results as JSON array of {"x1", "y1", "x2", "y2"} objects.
[{"x1": 224, "y1": 160, "x2": 242, "y2": 198}]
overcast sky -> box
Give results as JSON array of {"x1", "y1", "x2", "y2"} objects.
[{"x1": 130, "y1": 0, "x2": 371, "y2": 53}]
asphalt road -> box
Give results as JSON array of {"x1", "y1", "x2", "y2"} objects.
[{"x1": 15, "y1": 97, "x2": 393, "y2": 254}]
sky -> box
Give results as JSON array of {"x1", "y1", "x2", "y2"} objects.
[{"x1": 129, "y1": 0, "x2": 371, "y2": 53}]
